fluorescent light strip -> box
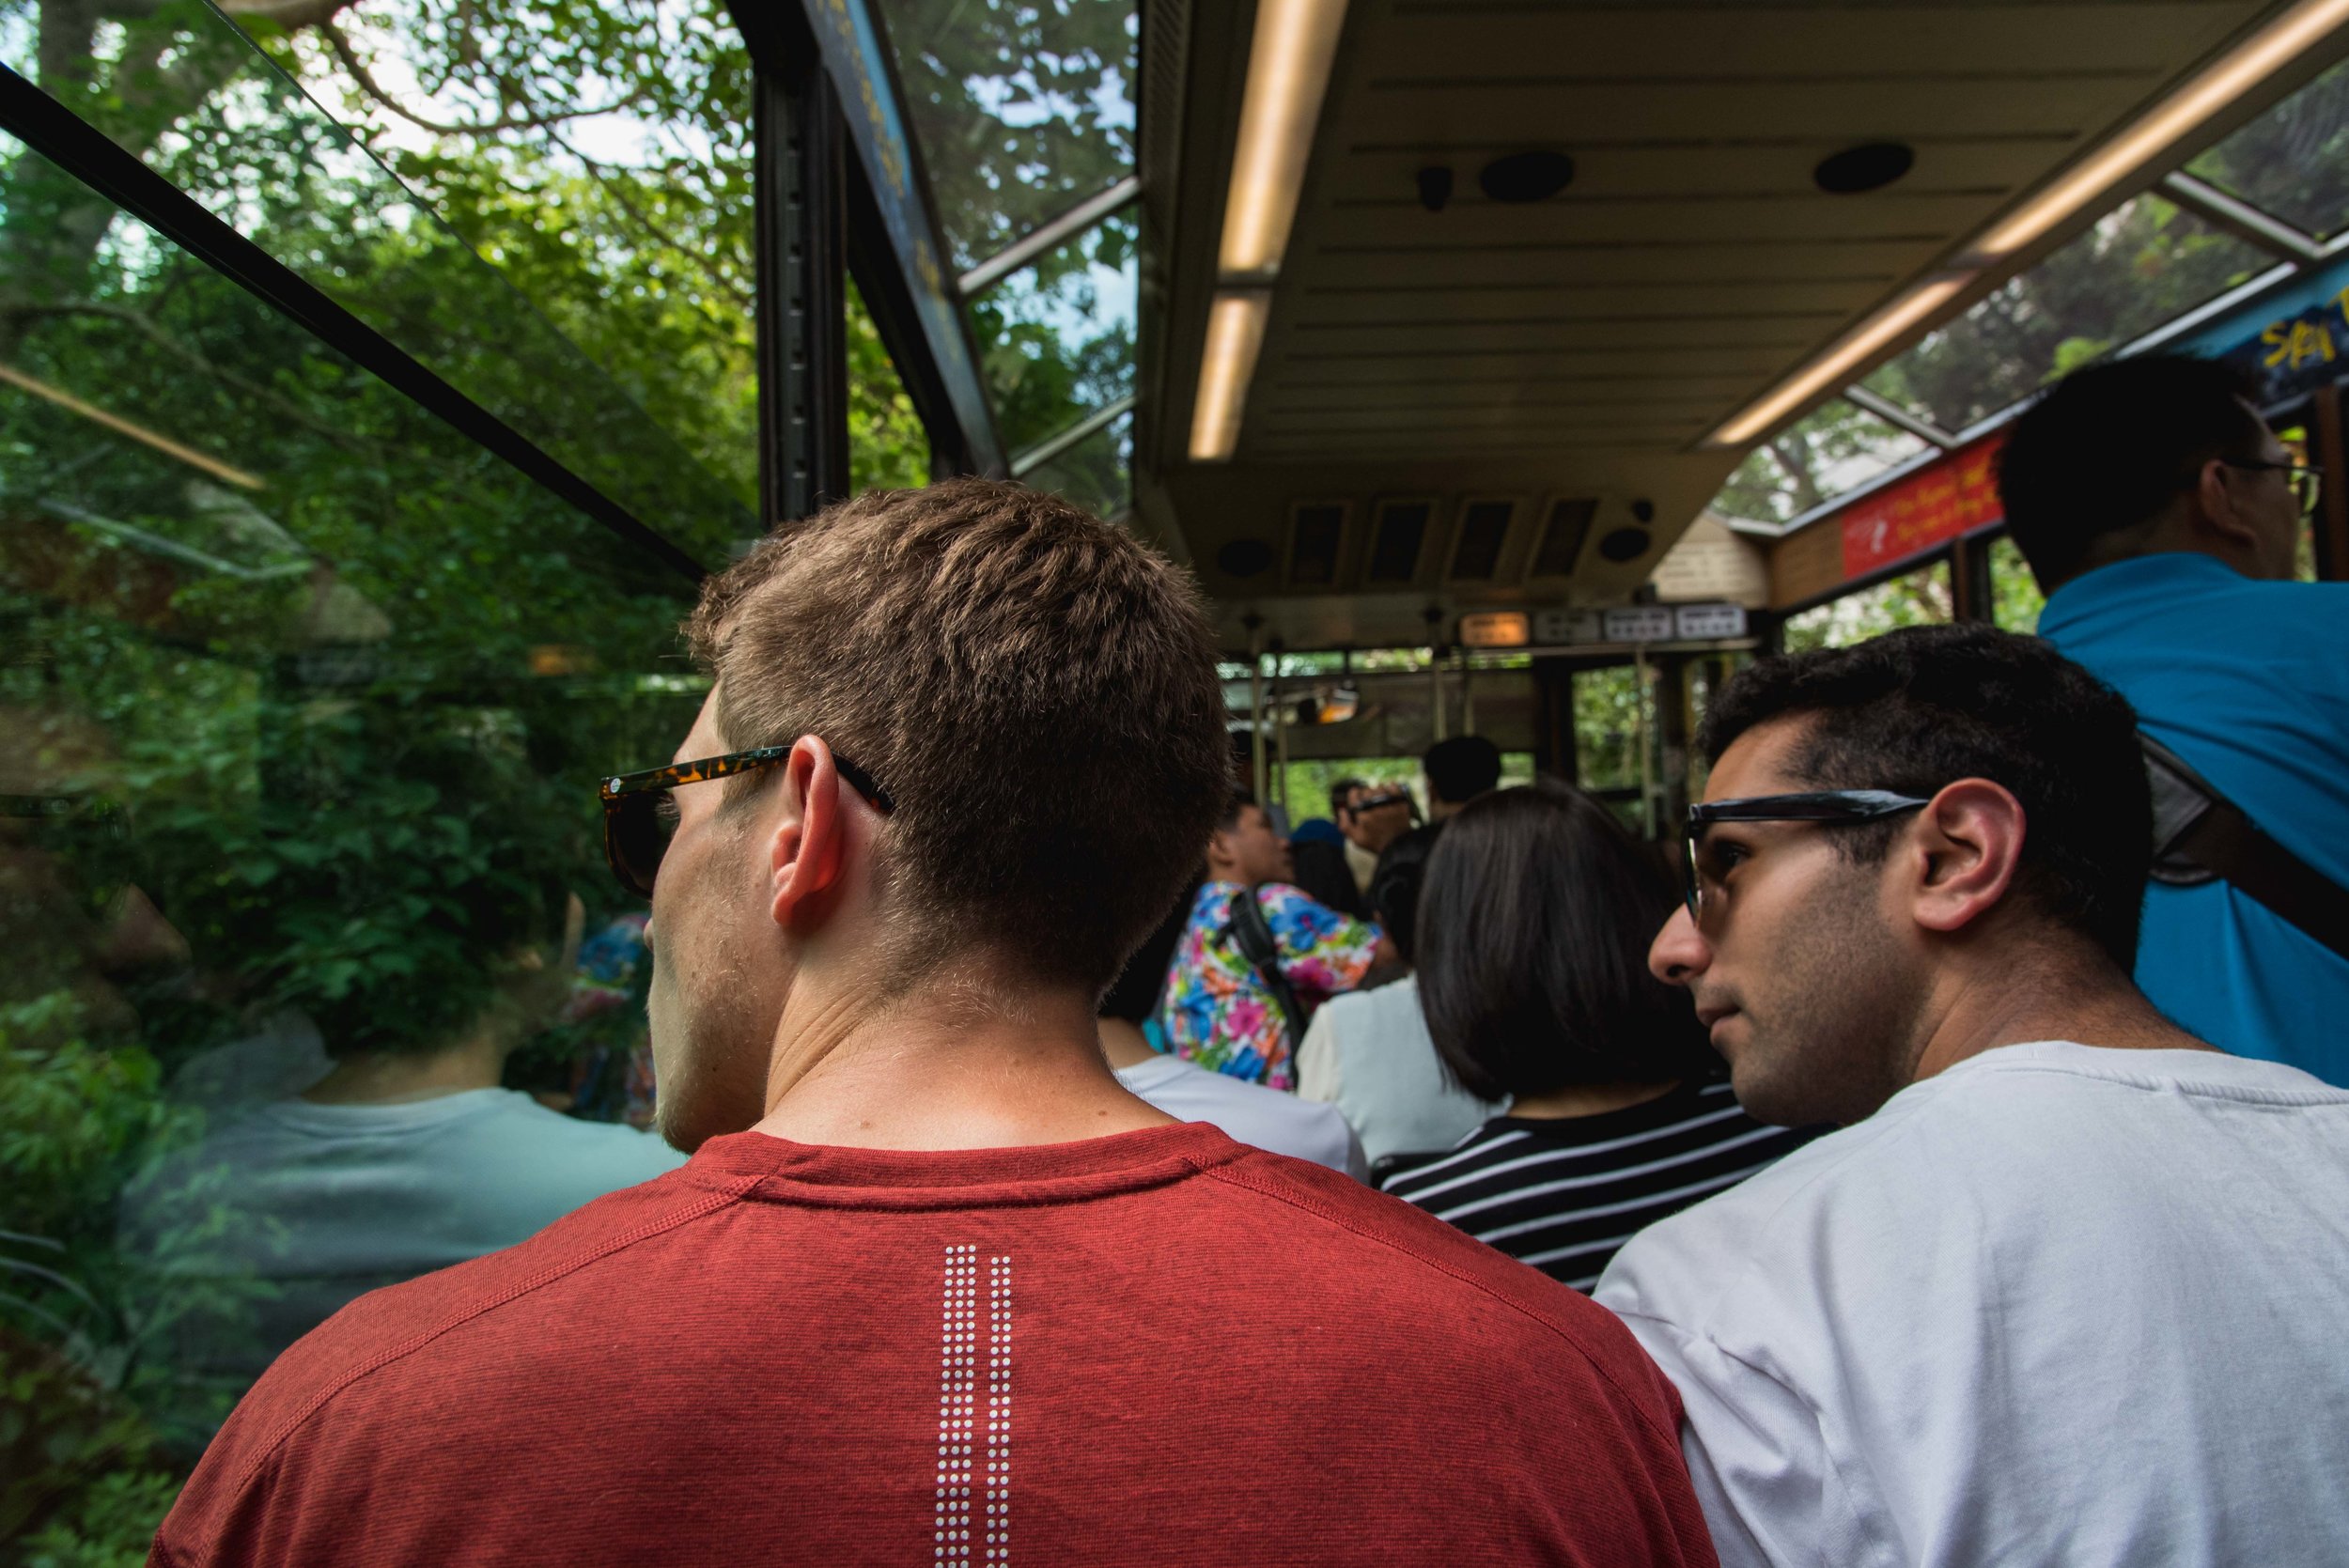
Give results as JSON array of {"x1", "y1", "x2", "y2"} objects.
[
  {"x1": 1711, "y1": 0, "x2": 2349, "y2": 449},
  {"x1": 1219, "y1": 0, "x2": 1352, "y2": 277},
  {"x1": 1708, "y1": 275, "x2": 1971, "y2": 447},
  {"x1": 1978, "y1": 0, "x2": 2349, "y2": 257},
  {"x1": 1190, "y1": 292, "x2": 1271, "y2": 461}
]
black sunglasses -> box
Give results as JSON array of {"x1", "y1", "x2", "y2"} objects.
[
  {"x1": 599, "y1": 744, "x2": 895, "y2": 898},
  {"x1": 1681, "y1": 789, "x2": 1932, "y2": 923}
]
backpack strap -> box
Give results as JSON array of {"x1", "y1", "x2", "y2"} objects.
[
  {"x1": 2143, "y1": 732, "x2": 2349, "y2": 965},
  {"x1": 1221, "y1": 885, "x2": 1308, "y2": 1054}
]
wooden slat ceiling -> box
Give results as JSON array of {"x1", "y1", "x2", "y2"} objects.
[{"x1": 1141, "y1": 0, "x2": 2323, "y2": 651}]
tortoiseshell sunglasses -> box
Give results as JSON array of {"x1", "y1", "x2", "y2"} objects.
[{"x1": 599, "y1": 745, "x2": 896, "y2": 898}]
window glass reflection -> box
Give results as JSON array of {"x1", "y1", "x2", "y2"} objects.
[
  {"x1": 2188, "y1": 59, "x2": 2349, "y2": 241},
  {"x1": 1019, "y1": 408, "x2": 1131, "y2": 520},
  {"x1": 974, "y1": 210, "x2": 1137, "y2": 458},
  {"x1": 877, "y1": 0, "x2": 1138, "y2": 272},
  {"x1": 2, "y1": 131, "x2": 697, "y2": 1555},
  {"x1": 1783, "y1": 560, "x2": 1953, "y2": 652},
  {"x1": 4, "y1": 0, "x2": 755, "y2": 559},
  {"x1": 1861, "y1": 195, "x2": 2270, "y2": 435},
  {"x1": 1709, "y1": 398, "x2": 1929, "y2": 528}
]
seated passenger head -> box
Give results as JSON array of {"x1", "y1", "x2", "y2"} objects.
[
  {"x1": 1337, "y1": 780, "x2": 1415, "y2": 854},
  {"x1": 1206, "y1": 791, "x2": 1293, "y2": 887},
  {"x1": 1999, "y1": 353, "x2": 2302, "y2": 592},
  {"x1": 1651, "y1": 623, "x2": 2149, "y2": 1127},
  {"x1": 1417, "y1": 783, "x2": 1715, "y2": 1104},
  {"x1": 1366, "y1": 822, "x2": 1442, "y2": 966},
  {"x1": 1422, "y1": 736, "x2": 1501, "y2": 817},
  {"x1": 652, "y1": 480, "x2": 1229, "y2": 1148}
]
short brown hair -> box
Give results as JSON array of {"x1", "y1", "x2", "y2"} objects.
[{"x1": 685, "y1": 479, "x2": 1231, "y2": 991}]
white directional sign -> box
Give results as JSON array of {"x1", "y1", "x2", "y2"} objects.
[
  {"x1": 1601, "y1": 607, "x2": 1678, "y2": 644},
  {"x1": 1673, "y1": 603, "x2": 1749, "y2": 640},
  {"x1": 1532, "y1": 609, "x2": 1603, "y2": 645}
]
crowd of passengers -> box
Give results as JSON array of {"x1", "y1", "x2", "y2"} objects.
[{"x1": 140, "y1": 353, "x2": 2349, "y2": 1566}]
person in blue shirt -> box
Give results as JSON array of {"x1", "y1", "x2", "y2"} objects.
[{"x1": 1999, "y1": 352, "x2": 2349, "y2": 1083}]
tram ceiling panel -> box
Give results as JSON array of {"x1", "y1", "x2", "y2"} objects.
[{"x1": 1145, "y1": 0, "x2": 2349, "y2": 632}]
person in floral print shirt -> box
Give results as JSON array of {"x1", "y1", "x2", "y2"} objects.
[{"x1": 1158, "y1": 794, "x2": 1392, "y2": 1089}]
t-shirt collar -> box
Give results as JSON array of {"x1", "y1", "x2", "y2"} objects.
[{"x1": 683, "y1": 1118, "x2": 1246, "y2": 1208}]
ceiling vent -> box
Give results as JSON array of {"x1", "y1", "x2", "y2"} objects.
[
  {"x1": 1285, "y1": 501, "x2": 1347, "y2": 587},
  {"x1": 1364, "y1": 499, "x2": 1433, "y2": 584},
  {"x1": 1448, "y1": 499, "x2": 1517, "y2": 582},
  {"x1": 1530, "y1": 497, "x2": 1598, "y2": 579}
]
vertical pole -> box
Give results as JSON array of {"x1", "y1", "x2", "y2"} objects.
[
  {"x1": 1634, "y1": 645, "x2": 1655, "y2": 840},
  {"x1": 755, "y1": 60, "x2": 850, "y2": 525},
  {"x1": 1428, "y1": 651, "x2": 1447, "y2": 741},
  {"x1": 2313, "y1": 382, "x2": 2349, "y2": 581},
  {"x1": 1656, "y1": 653, "x2": 1692, "y2": 833},
  {"x1": 1951, "y1": 534, "x2": 1995, "y2": 621},
  {"x1": 1460, "y1": 650, "x2": 1476, "y2": 735},
  {"x1": 1269, "y1": 647, "x2": 1288, "y2": 818},
  {"x1": 1532, "y1": 659, "x2": 1580, "y2": 786},
  {"x1": 1248, "y1": 636, "x2": 1268, "y2": 804}
]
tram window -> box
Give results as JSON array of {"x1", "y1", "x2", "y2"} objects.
[
  {"x1": 1862, "y1": 196, "x2": 2268, "y2": 435},
  {"x1": 1, "y1": 132, "x2": 700, "y2": 1556},
  {"x1": 6, "y1": 0, "x2": 763, "y2": 560},
  {"x1": 2268, "y1": 424, "x2": 2325, "y2": 583},
  {"x1": 972, "y1": 211, "x2": 1140, "y2": 459},
  {"x1": 2187, "y1": 58, "x2": 2349, "y2": 241},
  {"x1": 1277, "y1": 759, "x2": 1425, "y2": 824},
  {"x1": 874, "y1": 0, "x2": 1138, "y2": 272},
  {"x1": 1784, "y1": 560, "x2": 1953, "y2": 653},
  {"x1": 1990, "y1": 536, "x2": 2046, "y2": 634},
  {"x1": 1712, "y1": 399, "x2": 1927, "y2": 528},
  {"x1": 1021, "y1": 411, "x2": 1134, "y2": 521},
  {"x1": 1573, "y1": 664, "x2": 1654, "y2": 837}
]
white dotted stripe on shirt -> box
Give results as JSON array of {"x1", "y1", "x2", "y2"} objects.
[
  {"x1": 984, "y1": 1254, "x2": 1013, "y2": 1563},
  {"x1": 936, "y1": 1244, "x2": 1013, "y2": 1565}
]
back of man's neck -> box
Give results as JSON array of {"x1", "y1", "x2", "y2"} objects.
[
  {"x1": 753, "y1": 982, "x2": 1174, "y2": 1152},
  {"x1": 1909, "y1": 946, "x2": 2215, "y2": 1086}
]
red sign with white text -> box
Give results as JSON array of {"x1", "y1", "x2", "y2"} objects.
[{"x1": 1839, "y1": 431, "x2": 2008, "y2": 580}]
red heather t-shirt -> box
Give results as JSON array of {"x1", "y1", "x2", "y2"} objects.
[{"x1": 153, "y1": 1122, "x2": 1716, "y2": 1567}]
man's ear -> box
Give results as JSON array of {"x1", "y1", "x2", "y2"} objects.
[
  {"x1": 2190, "y1": 457, "x2": 2267, "y2": 554},
  {"x1": 1902, "y1": 778, "x2": 2026, "y2": 938},
  {"x1": 765, "y1": 736, "x2": 852, "y2": 929}
]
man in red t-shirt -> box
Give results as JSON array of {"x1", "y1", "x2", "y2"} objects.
[{"x1": 153, "y1": 482, "x2": 1716, "y2": 1567}]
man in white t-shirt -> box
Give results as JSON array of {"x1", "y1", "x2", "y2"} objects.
[{"x1": 1597, "y1": 623, "x2": 2349, "y2": 1568}]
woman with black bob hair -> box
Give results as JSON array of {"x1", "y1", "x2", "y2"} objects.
[{"x1": 1377, "y1": 780, "x2": 1813, "y2": 1290}]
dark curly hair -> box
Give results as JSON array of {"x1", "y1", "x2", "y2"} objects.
[{"x1": 1700, "y1": 623, "x2": 2150, "y2": 969}]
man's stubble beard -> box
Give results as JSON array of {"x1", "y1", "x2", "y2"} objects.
[
  {"x1": 1732, "y1": 871, "x2": 1920, "y2": 1129},
  {"x1": 650, "y1": 861, "x2": 776, "y2": 1152}
]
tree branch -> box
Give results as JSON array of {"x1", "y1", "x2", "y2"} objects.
[
  {"x1": 318, "y1": 22, "x2": 630, "y2": 137},
  {"x1": 1766, "y1": 434, "x2": 1828, "y2": 512},
  {"x1": 544, "y1": 130, "x2": 755, "y2": 318},
  {"x1": 219, "y1": 0, "x2": 367, "y2": 30}
]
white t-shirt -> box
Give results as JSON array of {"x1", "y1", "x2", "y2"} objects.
[
  {"x1": 123, "y1": 1089, "x2": 687, "y2": 1378},
  {"x1": 1296, "y1": 976, "x2": 1496, "y2": 1164},
  {"x1": 1115, "y1": 1053, "x2": 1367, "y2": 1179},
  {"x1": 1595, "y1": 1041, "x2": 2349, "y2": 1568}
]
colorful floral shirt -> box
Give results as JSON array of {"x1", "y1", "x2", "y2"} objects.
[{"x1": 1157, "y1": 880, "x2": 1382, "y2": 1090}]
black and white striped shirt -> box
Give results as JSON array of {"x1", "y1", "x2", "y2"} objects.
[{"x1": 1377, "y1": 1079, "x2": 1816, "y2": 1292}]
